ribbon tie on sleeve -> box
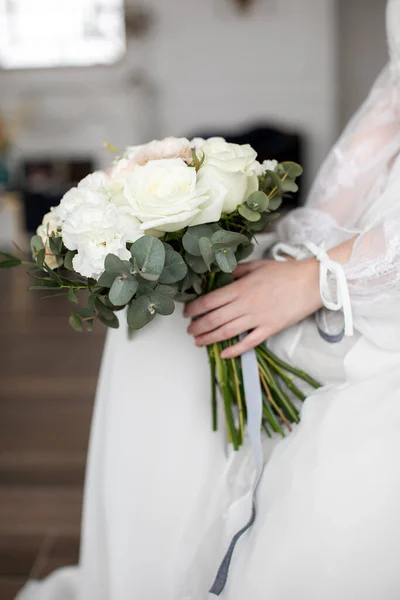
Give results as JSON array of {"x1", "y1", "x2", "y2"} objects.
[{"x1": 272, "y1": 241, "x2": 354, "y2": 337}]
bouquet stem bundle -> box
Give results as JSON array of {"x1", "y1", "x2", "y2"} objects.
[{"x1": 208, "y1": 341, "x2": 320, "y2": 450}]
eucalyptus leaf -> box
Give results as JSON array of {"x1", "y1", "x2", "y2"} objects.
[
  {"x1": 69, "y1": 313, "x2": 83, "y2": 332},
  {"x1": 211, "y1": 230, "x2": 249, "y2": 248},
  {"x1": 215, "y1": 248, "x2": 237, "y2": 273},
  {"x1": 35, "y1": 248, "x2": 45, "y2": 267},
  {"x1": 192, "y1": 273, "x2": 203, "y2": 295},
  {"x1": 68, "y1": 288, "x2": 78, "y2": 303},
  {"x1": 150, "y1": 292, "x2": 175, "y2": 316},
  {"x1": 160, "y1": 244, "x2": 188, "y2": 283},
  {"x1": 75, "y1": 307, "x2": 96, "y2": 320},
  {"x1": 98, "y1": 312, "x2": 120, "y2": 329},
  {"x1": 174, "y1": 292, "x2": 197, "y2": 302},
  {"x1": 127, "y1": 295, "x2": 157, "y2": 330},
  {"x1": 95, "y1": 298, "x2": 116, "y2": 322},
  {"x1": 182, "y1": 225, "x2": 215, "y2": 256},
  {"x1": 268, "y1": 196, "x2": 283, "y2": 211},
  {"x1": 238, "y1": 205, "x2": 261, "y2": 222},
  {"x1": 109, "y1": 276, "x2": 138, "y2": 306},
  {"x1": 30, "y1": 235, "x2": 44, "y2": 253},
  {"x1": 184, "y1": 252, "x2": 209, "y2": 274},
  {"x1": 154, "y1": 284, "x2": 177, "y2": 297},
  {"x1": 236, "y1": 242, "x2": 255, "y2": 262},
  {"x1": 264, "y1": 169, "x2": 283, "y2": 191},
  {"x1": 281, "y1": 161, "x2": 303, "y2": 179},
  {"x1": 130, "y1": 236, "x2": 165, "y2": 281},
  {"x1": 97, "y1": 254, "x2": 132, "y2": 288},
  {"x1": 137, "y1": 277, "x2": 157, "y2": 295},
  {"x1": 198, "y1": 237, "x2": 214, "y2": 271},
  {"x1": 280, "y1": 179, "x2": 299, "y2": 193},
  {"x1": 246, "y1": 191, "x2": 269, "y2": 213},
  {"x1": 64, "y1": 250, "x2": 76, "y2": 271}
]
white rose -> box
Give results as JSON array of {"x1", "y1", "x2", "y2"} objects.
[
  {"x1": 36, "y1": 208, "x2": 62, "y2": 270},
  {"x1": 197, "y1": 138, "x2": 259, "y2": 213},
  {"x1": 62, "y1": 202, "x2": 142, "y2": 279},
  {"x1": 124, "y1": 158, "x2": 224, "y2": 233}
]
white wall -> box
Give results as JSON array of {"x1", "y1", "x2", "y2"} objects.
[
  {"x1": 338, "y1": 0, "x2": 388, "y2": 129},
  {"x1": 0, "y1": 0, "x2": 338, "y2": 189}
]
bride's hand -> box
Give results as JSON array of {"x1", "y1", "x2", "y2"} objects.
[{"x1": 184, "y1": 258, "x2": 322, "y2": 358}]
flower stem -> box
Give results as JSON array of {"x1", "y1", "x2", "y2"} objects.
[
  {"x1": 258, "y1": 345, "x2": 321, "y2": 389},
  {"x1": 214, "y1": 343, "x2": 239, "y2": 450},
  {"x1": 208, "y1": 344, "x2": 218, "y2": 431}
]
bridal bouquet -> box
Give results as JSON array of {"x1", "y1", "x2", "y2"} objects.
[{"x1": 1, "y1": 136, "x2": 319, "y2": 448}]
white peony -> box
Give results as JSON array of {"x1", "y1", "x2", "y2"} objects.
[
  {"x1": 62, "y1": 200, "x2": 142, "y2": 279},
  {"x1": 196, "y1": 137, "x2": 259, "y2": 214},
  {"x1": 57, "y1": 171, "x2": 109, "y2": 221},
  {"x1": 36, "y1": 208, "x2": 62, "y2": 270},
  {"x1": 124, "y1": 158, "x2": 224, "y2": 233}
]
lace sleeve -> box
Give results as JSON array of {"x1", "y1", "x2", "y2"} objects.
[{"x1": 277, "y1": 65, "x2": 400, "y2": 307}]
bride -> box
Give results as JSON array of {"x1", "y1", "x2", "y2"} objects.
[{"x1": 18, "y1": 1, "x2": 400, "y2": 598}]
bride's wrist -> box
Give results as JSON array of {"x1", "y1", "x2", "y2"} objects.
[{"x1": 299, "y1": 258, "x2": 324, "y2": 314}]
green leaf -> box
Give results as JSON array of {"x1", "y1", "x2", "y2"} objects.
[
  {"x1": 198, "y1": 237, "x2": 214, "y2": 271},
  {"x1": 154, "y1": 284, "x2": 177, "y2": 297},
  {"x1": 280, "y1": 179, "x2": 299, "y2": 193},
  {"x1": 150, "y1": 292, "x2": 175, "y2": 316},
  {"x1": 268, "y1": 196, "x2": 283, "y2": 211},
  {"x1": 246, "y1": 191, "x2": 269, "y2": 213},
  {"x1": 182, "y1": 225, "x2": 215, "y2": 256},
  {"x1": 184, "y1": 252, "x2": 209, "y2": 274},
  {"x1": 215, "y1": 248, "x2": 237, "y2": 273},
  {"x1": 192, "y1": 273, "x2": 203, "y2": 295},
  {"x1": 75, "y1": 307, "x2": 95, "y2": 320},
  {"x1": 97, "y1": 255, "x2": 131, "y2": 287},
  {"x1": 68, "y1": 288, "x2": 78, "y2": 303},
  {"x1": 95, "y1": 298, "x2": 116, "y2": 321},
  {"x1": 127, "y1": 295, "x2": 157, "y2": 330},
  {"x1": 160, "y1": 244, "x2": 188, "y2": 283},
  {"x1": 137, "y1": 277, "x2": 157, "y2": 295},
  {"x1": 0, "y1": 252, "x2": 22, "y2": 268},
  {"x1": 236, "y1": 242, "x2": 254, "y2": 262},
  {"x1": 69, "y1": 313, "x2": 83, "y2": 332},
  {"x1": 174, "y1": 292, "x2": 197, "y2": 302},
  {"x1": 250, "y1": 212, "x2": 280, "y2": 232},
  {"x1": 109, "y1": 276, "x2": 138, "y2": 306},
  {"x1": 211, "y1": 230, "x2": 249, "y2": 249},
  {"x1": 238, "y1": 205, "x2": 261, "y2": 222},
  {"x1": 30, "y1": 235, "x2": 44, "y2": 253},
  {"x1": 35, "y1": 248, "x2": 45, "y2": 267},
  {"x1": 29, "y1": 284, "x2": 61, "y2": 291},
  {"x1": 64, "y1": 250, "x2": 76, "y2": 271},
  {"x1": 130, "y1": 236, "x2": 165, "y2": 281},
  {"x1": 265, "y1": 169, "x2": 283, "y2": 191},
  {"x1": 281, "y1": 161, "x2": 303, "y2": 179},
  {"x1": 49, "y1": 236, "x2": 63, "y2": 255},
  {"x1": 98, "y1": 312, "x2": 119, "y2": 329}
]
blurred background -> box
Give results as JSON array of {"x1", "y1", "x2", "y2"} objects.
[{"x1": 0, "y1": 0, "x2": 388, "y2": 597}]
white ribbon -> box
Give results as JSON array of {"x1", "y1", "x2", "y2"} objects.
[{"x1": 272, "y1": 241, "x2": 354, "y2": 337}]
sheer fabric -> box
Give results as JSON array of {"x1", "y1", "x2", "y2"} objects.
[{"x1": 277, "y1": 62, "x2": 400, "y2": 348}]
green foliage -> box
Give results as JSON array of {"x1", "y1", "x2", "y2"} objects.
[
  {"x1": 238, "y1": 205, "x2": 261, "y2": 222},
  {"x1": 130, "y1": 236, "x2": 165, "y2": 281},
  {"x1": 159, "y1": 243, "x2": 188, "y2": 284},
  {"x1": 0, "y1": 252, "x2": 22, "y2": 268}
]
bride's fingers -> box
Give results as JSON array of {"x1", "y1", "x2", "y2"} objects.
[
  {"x1": 220, "y1": 328, "x2": 267, "y2": 359},
  {"x1": 233, "y1": 260, "x2": 264, "y2": 279},
  {"x1": 184, "y1": 283, "x2": 239, "y2": 319},
  {"x1": 194, "y1": 316, "x2": 253, "y2": 347},
  {"x1": 187, "y1": 301, "x2": 243, "y2": 337}
]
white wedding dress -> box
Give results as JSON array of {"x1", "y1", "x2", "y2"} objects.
[{"x1": 17, "y1": 2, "x2": 400, "y2": 598}]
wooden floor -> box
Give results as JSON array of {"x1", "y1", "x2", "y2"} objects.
[{"x1": 0, "y1": 268, "x2": 105, "y2": 599}]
